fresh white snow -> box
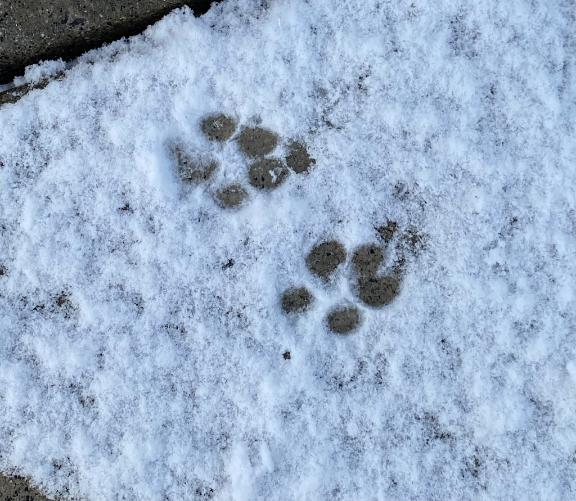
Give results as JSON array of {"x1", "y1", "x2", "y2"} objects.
[{"x1": 1, "y1": 0, "x2": 575, "y2": 500}]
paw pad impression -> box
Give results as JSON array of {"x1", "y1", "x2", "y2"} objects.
[
  {"x1": 305, "y1": 240, "x2": 347, "y2": 281},
  {"x1": 170, "y1": 113, "x2": 315, "y2": 210},
  {"x1": 281, "y1": 223, "x2": 420, "y2": 335},
  {"x1": 201, "y1": 113, "x2": 238, "y2": 142},
  {"x1": 326, "y1": 304, "x2": 362, "y2": 335},
  {"x1": 281, "y1": 286, "x2": 314, "y2": 315}
]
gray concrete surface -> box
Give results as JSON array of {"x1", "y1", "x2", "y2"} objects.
[{"x1": 0, "y1": 0, "x2": 218, "y2": 84}]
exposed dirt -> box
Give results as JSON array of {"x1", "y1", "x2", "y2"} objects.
[
  {"x1": 352, "y1": 243, "x2": 384, "y2": 278},
  {"x1": 326, "y1": 304, "x2": 361, "y2": 334},
  {"x1": 248, "y1": 158, "x2": 288, "y2": 190},
  {"x1": 237, "y1": 127, "x2": 279, "y2": 157},
  {"x1": 201, "y1": 113, "x2": 237, "y2": 142},
  {"x1": 356, "y1": 274, "x2": 402, "y2": 307},
  {"x1": 376, "y1": 220, "x2": 398, "y2": 243},
  {"x1": 172, "y1": 146, "x2": 218, "y2": 183},
  {"x1": 0, "y1": 474, "x2": 53, "y2": 501},
  {"x1": 281, "y1": 286, "x2": 313, "y2": 314},
  {"x1": 214, "y1": 183, "x2": 248, "y2": 209},
  {"x1": 306, "y1": 240, "x2": 347, "y2": 281},
  {"x1": 285, "y1": 140, "x2": 315, "y2": 174}
]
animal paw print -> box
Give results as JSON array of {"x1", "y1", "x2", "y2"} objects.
[
  {"x1": 281, "y1": 222, "x2": 423, "y2": 334},
  {"x1": 170, "y1": 113, "x2": 315, "y2": 209}
]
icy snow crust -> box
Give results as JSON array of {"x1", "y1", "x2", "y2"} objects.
[{"x1": 1, "y1": 0, "x2": 575, "y2": 499}]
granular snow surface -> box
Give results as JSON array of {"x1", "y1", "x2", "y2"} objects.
[{"x1": 1, "y1": 1, "x2": 576, "y2": 500}]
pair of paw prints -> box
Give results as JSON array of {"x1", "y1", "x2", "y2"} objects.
[
  {"x1": 281, "y1": 221, "x2": 423, "y2": 334},
  {"x1": 170, "y1": 113, "x2": 315, "y2": 209}
]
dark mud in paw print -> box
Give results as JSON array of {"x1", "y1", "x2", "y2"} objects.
[
  {"x1": 214, "y1": 183, "x2": 248, "y2": 209},
  {"x1": 201, "y1": 113, "x2": 238, "y2": 142},
  {"x1": 306, "y1": 240, "x2": 347, "y2": 281},
  {"x1": 350, "y1": 235, "x2": 405, "y2": 309},
  {"x1": 326, "y1": 304, "x2": 361, "y2": 335},
  {"x1": 248, "y1": 158, "x2": 288, "y2": 190},
  {"x1": 281, "y1": 225, "x2": 422, "y2": 335},
  {"x1": 356, "y1": 275, "x2": 402, "y2": 308},
  {"x1": 280, "y1": 238, "x2": 362, "y2": 334},
  {"x1": 285, "y1": 140, "x2": 315, "y2": 174},
  {"x1": 352, "y1": 244, "x2": 384, "y2": 278},
  {"x1": 281, "y1": 286, "x2": 313, "y2": 314},
  {"x1": 169, "y1": 113, "x2": 315, "y2": 209},
  {"x1": 237, "y1": 126, "x2": 279, "y2": 157},
  {"x1": 172, "y1": 145, "x2": 218, "y2": 184}
]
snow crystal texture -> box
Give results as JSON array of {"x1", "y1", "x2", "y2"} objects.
[{"x1": 1, "y1": 0, "x2": 575, "y2": 500}]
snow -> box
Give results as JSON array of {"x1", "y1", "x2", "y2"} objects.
[
  {"x1": 0, "y1": 0, "x2": 575, "y2": 499},
  {"x1": 15, "y1": 59, "x2": 67, "y2": 87}
]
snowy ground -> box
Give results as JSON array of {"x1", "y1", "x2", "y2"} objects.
[{"x1": 1, "y1": 0, "x2": 575, "y2": 500}]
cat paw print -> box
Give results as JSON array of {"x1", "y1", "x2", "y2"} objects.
[
  {"x1": 281, "y1": 222, "x2": 424, "y2": 335},
  {"x1": 170, "y1": 113, "x2": 315, "y2": 209}
]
